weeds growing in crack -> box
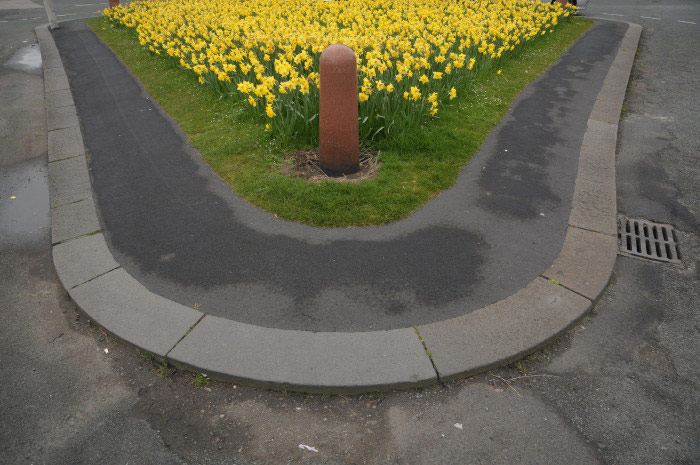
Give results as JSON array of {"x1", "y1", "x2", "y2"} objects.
[{"x1": 153, "y1": 361, "x2": 175, "y2": 379}]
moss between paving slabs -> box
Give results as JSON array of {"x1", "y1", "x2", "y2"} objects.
[{"x1": 88, "y1": 17, "x2": 591, "y2": 227}]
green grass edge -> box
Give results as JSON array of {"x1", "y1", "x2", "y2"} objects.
[{"x1": 87, "y1": 17, "x2": 592, "y2": 228}]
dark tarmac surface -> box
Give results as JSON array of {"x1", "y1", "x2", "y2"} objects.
[
  {"x1": 1, "y1": 0, "x2": 698, "y2": 463},
  {"x1": 53, "y1": 19, "x2": 625, "y2": 332}
]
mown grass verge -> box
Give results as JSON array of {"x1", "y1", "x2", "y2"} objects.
[{"x1": 88, "y1": 16, "x2": 591, "y2": 227}]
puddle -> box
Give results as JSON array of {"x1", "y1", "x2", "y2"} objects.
[
  {"x1": 4, "y1": 44, "x2": 42, "y2": 75},
  {"x1": 0, "y1": 157, "x2": 50, "y2": 247}
]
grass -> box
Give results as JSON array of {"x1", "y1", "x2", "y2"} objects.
[
  {"x1": 192, "y1": 372, "x2": 210, "y2": 387},
  {"x1": 88, "y1": 16, "x2": 591, "y2": 227},
  {"x1": 152, "y1": 361, "x2": 175, "y2": 379}
]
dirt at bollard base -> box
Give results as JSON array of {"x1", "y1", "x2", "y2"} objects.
[{"x1": 281, "y1": 149, "x2": 379, "y2": 183}]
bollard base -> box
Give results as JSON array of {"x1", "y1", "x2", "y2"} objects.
[
  {"x1": 281, "y1": 149, "x2": 379, "y2": 183},
  {"x1": 320, "y1": 166, "x2": 360, "y2": 177}
]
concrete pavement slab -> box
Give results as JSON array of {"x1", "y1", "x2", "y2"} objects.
[
  {"x1": 35, "y1": 24, "x2": 51, "y2": 42},
  {"x1": 603, "y1": 63, "x2": 634, "y2": 88},
  {"x1": 168, "y1": 316, "x2": 436, "y2": 393},
  {"x1": 589, "y1": 93, "x2": 624, "y2": 125},
  {"x1": 44, "y1": 67, "x2": 69, "y2": 92},
  {"x1": 613, "y1": 49, "x2": 636, "y2": 69},
  {"x1": 577, "y1": 119, "x2": 617, "y2": 185},
  {"x1": 46, "y1": 89, "x2": 75, "y2": 109},
  {"x1": 568, "y1": 177, "x2": 617, "y2": 236},
  {"x1": 69, "y1": 268, "x2": 203, "y2": 357},
  {"x1": 47, "y1": 104, "x2": 79, "y2": 131},
  {"x1": 542, "y1": 227, "x2": 618, "y2": 301},
  {"x1": 48, "y1": 125, "x2": 84, "y2": 162},
  {"x1": 48, "y1": 155, "x2": 92, "y2": 207},
  {"x1": 619, "y1": 24, "x2": 642, "y2": 51},
  {"x1": 51, "y1": 198, "x2": 101, "y2": 244},
  {"x1": 417, "y1": 278, "x2": 591, "y2": 381},
  {"x1": 53, "y1": 233, "x2": 119, "y2": 289},
  {"x1": 42, "y1": 55, "x2": 63, "y2": 71},
  {"x1": 38, "y1": 39, "x2": 59, "y2": 62}
]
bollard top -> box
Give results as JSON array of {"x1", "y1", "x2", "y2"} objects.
[{"x1": 320, "y1": 44, "x2": 356, "y2": 68}]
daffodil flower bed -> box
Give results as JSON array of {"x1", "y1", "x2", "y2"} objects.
[
  {"x1": 103, "y1": 0, "x2": 575, "y2": 144},
  {"x1": 89, "y1": 11, "x2": 590, "y2": 227}
]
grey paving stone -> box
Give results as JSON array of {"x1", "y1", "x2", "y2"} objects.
[
  {"x1": 48, "y1": 126, "x2": 84, "y2": 162},
  {"x1": 35, "y1": 24, "x2": 52, "y2": 42},
  {"x1": 69, "y1": 268, "x2": 203, "y2": 357},
  {"x1": 42, "y1": 56, "x2": 63, "y2": 70},
  {"x1": 568, "y1": 177, "x2": 617, "y2": 236},
  {"x1": 582, "y1": 118, "x2": 618, "y2": 149},
  {"x1": 53, "y1": 233, "x2": 119, "y2": 289},
  {"x1": 44, "y1": 68, "x2": 69, "y2": 92},
  {"x1": 417, "y1": 278, "x2": 591, "y2": 381},
  {"x1": 542, "y1": 227, "x2": 617, "y2": 301},
  {"x1": 48, "y1": 155, "x2": 92, "y2": 207},
  {"x1": 39, "y1": 44, "x2": 59, "y2": 58},
  {"x1": 603, "y1": 62, "x2": 634, "y2": 88},
  {"x1": 619, "y1": 25, "x2": 642, "y2": 51},
  {"x1": 613, "y1": 49, "x2": 636, "y2": 69},
  {"x1": 577, "y1": 119, "x2": 617, "y2": 183},
  {"x1": 38, "y1": 39, "x2": 59, "y2": 62},
  {"x1": 47, "y1": 105, "x2": 79, "y2": 131},
  {"x1": 595, "y1": 83, "x2": 627, "y2": 110},
  {"x1": 51, "y1": 198, "x2": 101, "y2": 244},
  {"x1": 589, "y1": 90, "x2": 625, "y2": 125},
  {"x1": 168, "y1": 316, "x2": 436, "y2": 393},
  {"x1": 577, "y1": 143, "x2": 615, "y2": 186},
  {"x1": 46, "y1": 89, "x2": 75, "y2": 109}
]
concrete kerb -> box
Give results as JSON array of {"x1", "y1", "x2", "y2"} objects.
[
  {"x1": 416, "y1": 278, "x2": 592, "y2": 381},
  {"x1": 38, "y1": 20, "x2": 642, "y2": 393},
  {"x1": 48, "y1": 154, "x2": 92, "y2": 207},
  {"x1": 168, "y1": 316, "x2": 437, "y2": 394}
]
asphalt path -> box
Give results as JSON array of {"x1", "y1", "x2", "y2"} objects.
[
  {"x1": 0, "y1": 0, "x2": 698, "y2": 464},
  {"x1": 53, "y1": 18, "x2": 625, "y2": 332}
]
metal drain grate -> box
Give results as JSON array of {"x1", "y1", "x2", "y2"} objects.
[{"x1": 618, "y1": 217, "x2": 681, "y2": 264}]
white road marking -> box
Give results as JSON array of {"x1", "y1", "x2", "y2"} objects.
[
  {"x1": 602, "y1": 13, "x2": 624, "y2": 17},
  {"x1": 678, "y1": 20, "x2": 697, "y2": 24},
  {"x1": 56, "y1": 13, "x2": 77, "y2": 16},
  {"x1": 640, "y1": 16, "x2": 660, "y2": 20}
]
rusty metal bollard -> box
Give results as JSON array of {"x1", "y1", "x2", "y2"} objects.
[
  {"x1": 319, "y1": 44, "x2": 359, "y2": 175},
  {"x1": 108, "y1": 0, "x2": 120, "y2": 8}
]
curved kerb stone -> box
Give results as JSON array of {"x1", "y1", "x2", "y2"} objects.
[{"x1": 39, "y1": 20, "x2": 642, "y2": 393}]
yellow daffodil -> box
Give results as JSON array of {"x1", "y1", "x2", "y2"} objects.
[{"x1": 103, "y1": 0, "x2": 573, "y2": 136}]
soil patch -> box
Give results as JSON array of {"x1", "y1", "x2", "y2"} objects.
[{"x1": 280, "y1": 149, "x2": 380, "y2": 183}]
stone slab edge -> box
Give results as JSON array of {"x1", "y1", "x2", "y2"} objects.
[{"x1": 39, "y1": 20, "x2": 641, "y2": 393}]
